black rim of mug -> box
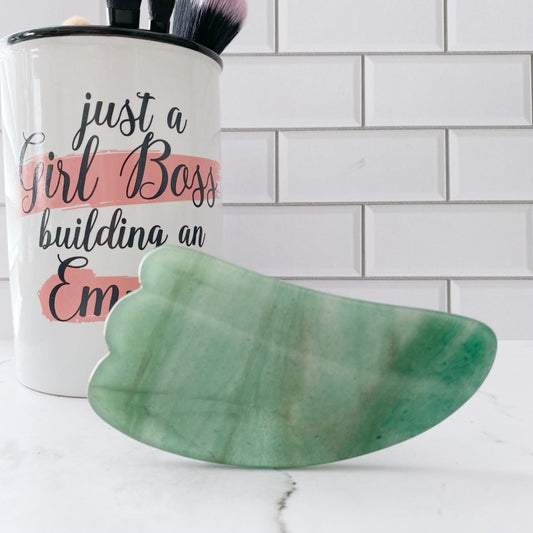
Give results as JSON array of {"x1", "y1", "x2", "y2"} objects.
[{"x1": 6, "y1": 26, "x2": 224, "y2": 69}]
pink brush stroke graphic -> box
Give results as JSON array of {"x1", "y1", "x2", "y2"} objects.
[
  {"x1": 38, "y1": 268, "x2": 140, "y2": 323},
  {"x1": 17, "y1": 150, "x2": 220, "y2": 217}
]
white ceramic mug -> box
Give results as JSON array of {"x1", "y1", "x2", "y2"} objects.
[{"x1": 0, "y1": 26, "x2": 223, "y2": 397}]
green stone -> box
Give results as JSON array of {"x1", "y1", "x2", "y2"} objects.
[{"x1": 88, "y1": 246, "x2": 497, "y2": 468}]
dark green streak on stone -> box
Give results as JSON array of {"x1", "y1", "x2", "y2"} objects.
[{"x1": 88, "y1": 247, "x2": 497, "y2": 468}]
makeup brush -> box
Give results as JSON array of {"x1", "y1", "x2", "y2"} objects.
[
  {"x1": 173, "y1": 0, "x2": 247, "y2": 54},
  {"x1": 107, "y1": 0, "x2": 143, "y2": 29},
  {"x1": 172, "y1": 0, "x2": 201, "y2": 41},
  {"x1": 148, "y1": 0, "x2": 175, "y2": 32}
]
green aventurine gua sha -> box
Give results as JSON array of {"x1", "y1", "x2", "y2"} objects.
[{"x1": 88, "y1": 246, "x2": 497, "y2": 468}]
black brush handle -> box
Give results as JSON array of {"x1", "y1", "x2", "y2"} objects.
[
  {"x1": 107, "y1": 0, "x2": 142, "y2": 29},
  {"x1": 148, "y1": 0, "x2": 175, "y2": 33},
  {"x1": 150, "y1": 19, "x2": 170, "y2": 32}
]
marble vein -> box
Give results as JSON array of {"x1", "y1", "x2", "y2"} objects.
[{"x1": 276, "y1": 472, "x2": 297, "y2": 533}]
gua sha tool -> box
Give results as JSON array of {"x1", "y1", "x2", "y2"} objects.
[{"x1": 88, "y1": 246, "x2": 497, "y2": 468}]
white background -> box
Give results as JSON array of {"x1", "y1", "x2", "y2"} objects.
[{"x1": 1, "y1": 0, "x2": 533, "y2": 340}]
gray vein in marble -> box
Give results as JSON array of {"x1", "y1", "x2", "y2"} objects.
[
  {"x1": 479, "y1": 391, "x2": 519, "y2": 420},
  {"x1": 276, "y1": 472, "x2": 297, "y2": 533},
  {"x1": 481, "y1": 431, "x2": 505, "y2": 445}
]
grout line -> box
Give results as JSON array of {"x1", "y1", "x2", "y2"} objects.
[
  {"x1": 530, "y1": 54, "x2": 533, "y2": 122},
  {"x1": 278, "y1": 276, "x2": 533, "y2": 282},
  {"x1": 274, "y1": 0, "x2": 279, "y2": 53},
  {"x1": 445, "y1": 129, "x2": 451, "y2": 201},
  {"x1": 224, "y1": 201, "x2": 533, "y2": 207},
  {"x1": 275, "y1": 130, "x2": 280, "y2": 204},
  {"x1": 1, "y1": 276, "x2": 532, "y2": 282},
  {"x1": 361, "y1": 205, "x2": 366, "y2": 278},
  {"x1": 222, "y1": 125, "x2": 533, "y2": 133},
  {"x1": 223, "y1": 51, "x2": 533, "y2": 57},
  {"x1": 360, "y1": 57, "x2": 366, "y2": 127},
  {"x1": 447, "y1": 280, "x2": 452, "y2": 313},
  {"x1": 443, "y1": 0, "x2": 449, "y2": 52}
]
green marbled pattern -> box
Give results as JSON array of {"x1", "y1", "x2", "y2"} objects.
[{"x1": 88, "y1": 246, "x2": 497, "y2": 468}]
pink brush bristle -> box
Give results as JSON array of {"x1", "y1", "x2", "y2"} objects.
[
  {"x1": 172, "y1": 0, "x2": 247, "y2": 54},
  {"x1": 205, "y1": 0, "x2": 247, "y2": 20}
]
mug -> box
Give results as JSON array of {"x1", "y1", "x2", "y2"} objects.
[{"x1": 0, "y1": 26, "x2": 223, "y2": 397}]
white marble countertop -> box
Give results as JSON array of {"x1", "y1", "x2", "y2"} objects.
[{"x1": 0, "y1": 340, "x2": 531, "y2": 533}]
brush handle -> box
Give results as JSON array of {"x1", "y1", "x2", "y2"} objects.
[
  {"x1": 108, "y1": 8, "x2": 141, "y2": 29},
  {"x1": 148, "y1": 0, "x2": 175, "y2": 33},
  {"x1": 150, "y1": 20, "x2": 171, "y2": 33}
]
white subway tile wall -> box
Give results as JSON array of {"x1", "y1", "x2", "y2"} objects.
[
  {"x1": 1, "y1": 1, "x2": 533, "y2": 340},
  {"x1": 449, "y1": 130, "x2": 533, "y2": 200},
  {"x1": 221, "y1": 56, "x2": 362, "y2": 128},
  {"x1": 450, "y1": 281, "x2": 533, "y2": 340},
  {"x1": 221, "y1": 132, "x2": 276, "y2": 203},
  {"x1": 448, "y1": 0, "x2": 533, "y2": 51},
  {"x1": 278, "y1": 0, "x2": 444, "y2": 53},
  {"x1": 278, "y1": 130, "x2": 446, "y2": 202},
  {"x1": 365, "y1": 55, "x2": 532, "y2": 127},
  {"x1": 291, "y1": 280, "x2": 448, "y2": 313},
  {"x1": 365, "y1": 205, "x2": 533, "y2": 277},
  {"x1": 0, "y1": 1, "x2": 103, "y2": 35},
  {"x1": 226, "y1": 0, "x2": 275, "y2": 53},
  {"x1": 223, "y1": 206, "x2": 362, "y2": 277}
]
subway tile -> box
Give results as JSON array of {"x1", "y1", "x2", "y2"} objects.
[
  {"x1": 0, "y1": 207, "x2": 8, "y2": 278},
  {"x1": 366, "y1": 205, "x2": 533, "y2": 277},
  {"x1": 448, "y1": 0, "x2": 533, "y2": 51},
  {"x1": 0, "y1": 134, "x2": 4, "y2": 204},
  {"x1": 0, "y1": 0, "x2": 102, "y2": 35},
  {"x1": 365, "y1": 56, "x2": 532, "y2": 126},
  {"x1": 221, "y1": 57, "x2": 362, "y2": 128},
  {"x1": 279, "y1": 0, "x2": 444, "y2": 52},
  {"x1": 223, "y1": 206, "x2": 362, "y2": 277},
  {"x1": 279, "y1": 130, "x2": 445, "y2": 202},
  {"x1": 225, "y1": 0, "x2": 275, "y2": 53},
  {"x1": 0, "y1": 282, "x2": 13, "y2": 340},
  {"x1": 450, "y1": 280, "x2": 533, "y2": 340},
  {"x1": 221, "y1": 132, "x2": 275, "y2": 203},
  {"x1": 290, "y1": 279, "x2": 447, "y2": 312},
  {"x1": 136, "y1": 1, "x2": 149, "y2": 28},
  {"x1": 449, "y1": 130, "x2": 533, "y2": 201}
]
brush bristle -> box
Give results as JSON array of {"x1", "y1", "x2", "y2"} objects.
[
  {"x1": 203, "y1": 0, "x2": 247, "y2": 21},
  {"x1": 172, "y1": 0, "x2": 202, "y2": 41},
  {"x1": 197, "y1": 0, "x2": 248, "y2": 54},
  {"x1": 172, "y1": 0, "x2": 247, "y2": 54}
]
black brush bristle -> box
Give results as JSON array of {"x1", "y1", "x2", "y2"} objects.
[
  {"x1": 172, "y1": 0, "x2": 247, "y2": 54},
  {"x1": 195, "y1": 1, "x2": 244, "y2": 54},
  {"x1": 149, "y1": 0, "x2": 175, "y2": 32},
  {"x1": 172, "y1": 0, "x2": 201, "y2": 41}
]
